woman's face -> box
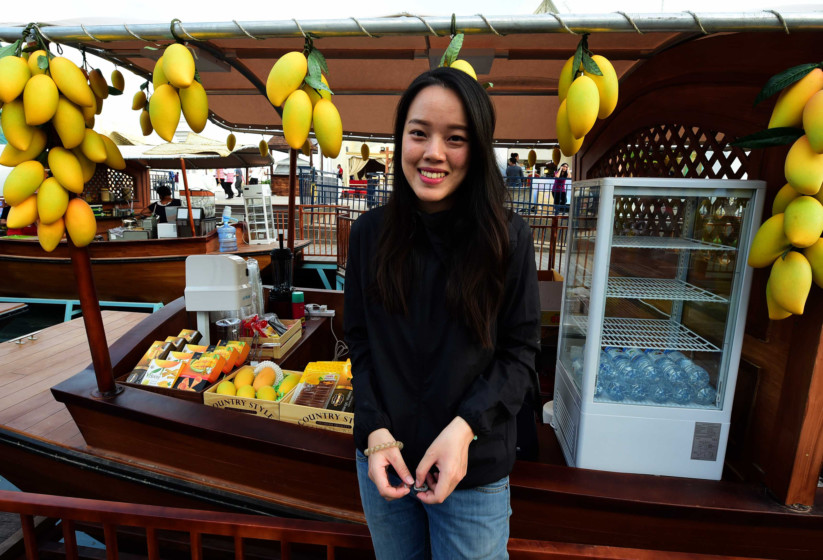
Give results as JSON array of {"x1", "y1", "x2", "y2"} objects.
[{"x1": 401, "y1": 85, "x2": 470, "y2": 213}]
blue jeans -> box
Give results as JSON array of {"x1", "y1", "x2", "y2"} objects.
[{"x1": 356, "y1": 449, "x2": 511, "y2": 559}]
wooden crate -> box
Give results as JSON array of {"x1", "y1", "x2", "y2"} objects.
[
  {"x1": 202, "y1": 368, "x2": 302, "y2": 420},
  {"x1": 241, "y1": 319, "x2": 302, "y2": 360},
  {"x1": 279, "y1": 401, "x2": 353, "y2": 434}
]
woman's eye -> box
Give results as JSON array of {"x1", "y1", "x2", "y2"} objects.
[{"x1": 408, "y1": 129, "x2": 425, "y2": 137}]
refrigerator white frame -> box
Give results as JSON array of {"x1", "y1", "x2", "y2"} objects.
[{"x1": 553, "y1": 177, "x2": 765, "y2": 480}]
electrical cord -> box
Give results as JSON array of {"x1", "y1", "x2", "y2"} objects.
[{"x1": 328, "y1": 317, "x2": 349, "y2": 362}]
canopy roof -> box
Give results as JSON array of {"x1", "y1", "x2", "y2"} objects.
[
  {"x1": 2, "y1": 12, "x2": 821, "y2": 143},
  {"x1": 116, "y1": 132, "x2": 279, "y2": 169}
]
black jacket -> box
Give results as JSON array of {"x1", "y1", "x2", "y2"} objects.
[{"x1": 344, "y1": 206, "x2": 540, "y2": 489}]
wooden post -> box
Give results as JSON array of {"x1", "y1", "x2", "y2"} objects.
[
  {"x1": 287, "y1": 149, "x2": 296, "y2": 252},
  {"x1": 67, "y1": 240, "x2": 120, "y2": 397},
  {"x1": 180, "y1": 158, "x2": 196, "y2": 237}
]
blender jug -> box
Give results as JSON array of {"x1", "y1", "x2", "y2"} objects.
[{"x1": 268, "y1": 233, "x2": 293, "y2": 317}]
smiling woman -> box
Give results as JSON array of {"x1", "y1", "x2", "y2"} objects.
[{"x1": 344, "y1": 67, "x2": 541, "y2": 559}]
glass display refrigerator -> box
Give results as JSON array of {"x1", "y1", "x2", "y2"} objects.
[
  {"x1": 553, "y1": 177, "x2": 765, "y2": 480},
  {"x1": 242, "y1": 185, "x2": 279, "y2": 245}
]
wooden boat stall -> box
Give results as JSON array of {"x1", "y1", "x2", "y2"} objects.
[{"x1": 1, "y1": 12, "x2": 823, "y2": 559}]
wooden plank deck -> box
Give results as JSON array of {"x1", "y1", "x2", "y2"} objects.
[{"x1": 0, "y1": 311, "x2": 149, "y2": 446}]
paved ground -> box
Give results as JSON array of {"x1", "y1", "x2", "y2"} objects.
[{"x1": 0, "y1": 477, "x2": 21, "y2": 544}]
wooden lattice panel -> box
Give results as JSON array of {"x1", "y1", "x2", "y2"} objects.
[
  {"x1": 590, "y1": 124, "x2": 752, "y2": 180},
  {"x1": 84, "y1": 167, "x2": 134, "y2": 203},
  {"x1": 613, "y1": 197, "x2": 686, "y2": 238}
]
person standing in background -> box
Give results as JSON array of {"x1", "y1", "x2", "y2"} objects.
[
  {"x1": 553, "y1": 162, "x2": 570, "y2": 208},
  {"x1": 235, "y1": 168, "x2": 244, "y2": 196}
]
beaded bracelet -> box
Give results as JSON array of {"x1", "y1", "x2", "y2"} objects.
[{"x1": 364, "y1": 440, "x2": 404, "y2": 456}]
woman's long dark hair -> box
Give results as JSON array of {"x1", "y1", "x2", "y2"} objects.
[{"x1": 373, "y1": 67, "x2": 509, "y2": 348}]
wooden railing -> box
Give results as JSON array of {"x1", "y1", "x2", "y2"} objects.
[{"x1": 0, "y1": 490, "x2": 772, "y2": 560}]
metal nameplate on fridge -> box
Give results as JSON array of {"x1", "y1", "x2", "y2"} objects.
[{"x1": 691, "y1": 422, "x2": 721, "y2": 461}]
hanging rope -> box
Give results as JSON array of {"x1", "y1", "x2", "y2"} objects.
[
  {"x1": 233, "y1": 20, "x2": 262, "y2": 40},
  {"x1": 685, "y1": 11, "x2": 709, "y2": 35},
  {"x1": 351, "y1": 17, "x2": 379, "y2": 38},
  {"x1": 476, "y1": 14, "x2": 504, "y2": 36},
  {"x1": 170, "y1": 18, "x2": 198, "y2": 42},
  {"x1": 80, "y1": 24, "x2": 103, "y2": 42},
  {"x1": 764, "y1": 9, "x2": 790, "y2": 34},
  {"x1": 546, "y1": 13, "x2": 577, "y2": 35},
  {"x1": 292, "y1": 19, "x2": 308, "y2": 38},
  {"x1": 615, "y1": 11, "x2": 644, "y2": 34}
]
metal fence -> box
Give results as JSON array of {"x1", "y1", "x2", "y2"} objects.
[{"x1": 288, "y1": 178, "x2": 569, "y2": 276}]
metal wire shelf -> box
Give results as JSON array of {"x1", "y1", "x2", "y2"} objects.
[
  {"x1": 571, "y1": 316, "x2": 722, "y2": 352},
  {"x1": 611, "y1": 236, "x2": 735, "y2": 251},
  {"x1": 606, "y1": 277, "x2": 728, "y2": 303}
]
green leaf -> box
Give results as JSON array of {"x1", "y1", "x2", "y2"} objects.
[
  {"x1": 37, "y1": 54, "x2": 49, "y2": 70},
  {"x1": 483, "y1": 82, "x2": 494, "y2": 89},
  {"x1": 108, "y1": 86, "x2": 123, "y2": 96},
  {"x1": 140, "y1": 81, "x2": 150, "y2": 91},
  {"x1": 308, "y1": 49, "x2": 329, "y2": 75},
  {"x1": 581, "y1": 51, "x2": 603, "y2": 76},
  {"x1": 571, "y1": 42, "x2": 583, "y2": 80},
  {"x1": 730, "y1": 127, "x2": 804, "y2": 149},
  {"x1": 439, "y1": 33, "x2": 464, "y2": 68},
  {"x1": 304, "y1": 73, "x2": 332, "y2": 94},
  {"x1": 0, "y1": 40, "x2": 21, "y2": 59},
  {"x1": 307, "y1": 53, "x2": 322, "y2": 83},
  {"x1": 754, "y1": 62, "x2": 823, "y2": 106}
]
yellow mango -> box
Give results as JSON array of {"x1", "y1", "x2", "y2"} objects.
[
  {"x1": 802, "y1": 89, "x2": 823, "y2": 153},
  {"x1": 215, "y1": 380, "x2": 236, "y2": 396},
  {"x1": 84, "y1": 114, "x2": 95, "y2": 129},
  {"x1": 132, "y1": 90, "x2": 147, "y2": 111},
  {"x1": 253, "y1": 368, "x2": 278, "y2": 390},
  {"x1": 449, "y1": 59, "x2": 477, "y2": 80},
  {"x1": 566, "y1": 75, "x2": 600, "y2": 139},
  {"x1": 785, "y1": 136, "x2": 823, "y2": 195},
  {"x1": 48, "y1": 147, "x2": 84, "y2": 194},
  {"x1": 64, "y1": 198, "x2": 97, "y2": 247},
  {"x1": 110, "y1": 69, "x2": 125, "y2": 92},
  {"x1": 36, "y1": 177, "x2": 69, "y2": 225},
  {"x1": 140, "y1": 109, "x2": 153, "y2": 136},
  {"x1": 768, "y1": 68, "x2": 823, "y2": 129},
  {"x1": 783, "y1": 196, "x2": 823, "y2": 248},
  {"x1": 301, "y1": 74, "x2": 331, "y2": 107},
  {"x1": 747, "y1": 213, "x2": 791, "y2": 268},
  {"x1": 266, "y1": 51, "x2": 307, "y2": 107},
  {"x1": 313, "y1": 98, "x2": 342, "y2": 158},
  {"x1": 301, "y1": 140, "x2": 312, "y2": 156},
  {"x1": 94, "y1": 93, "x2": 104, "y2": 115},
  {"x1": 276, "y1": 372, "x2": 302, "y2": 400},
  {"x1": 80, "y1": 129, "x2": 108, "y2": 163},
  {"x1": 282, "y1": 89, "x2": 312, "y2": 150},
  {"x1": 803, "y1": 238, "x2": 823, "y2": 289},
  {"x1": 361, "y1": 143, "x2": 369, "y2": 161},
  {"x1": 53, "y1": 96, "x2": 86, "y2": 149},
  {"x1": 0, "y1": 56, "x2": 30, "y2": 103},
  {"x1": 72, "y1": 147, "x2": 97, "y2": 183},
  {"x1": 23, "y1": 74, "x2": 59, "y2": 125},
  {"x1": 179, "y1": 80, "x2": 208, "y2": 133},
  {"x1": 552, "y1": 147, "x2": 561, "y2": 166},
  {"x1": 88, "y1": 69, "x2": 109, "y2": 100},
  {"x1": 7, "y1": 195, "x2": 38, "y2": 228},
  {"x1": 528, "y1": 149, "x2": 537, "y2": 168},
  {"x1": 49, "y1": 57, "x2": 95, "y2": 108},
  {"x1": 3, "y1": 160, "x2": 46, "y2": 206},
  {"x1": 769, "y1": 251, "x2": 812, "y2": 315},
  {"x1": 152, "y1": 57, "x2": 169, "y2": 90},
  {"x1": 149, "y1": 84, "x2": 181, "y2": 142},
  {"x1": 81, "y1": 97, "x2": 96, "y2": 121},
  {"x1": 589, "y1": 55, "x2": 618, "y2": 119},
  {"x1": 236, "y1": 385, "x2": 256, "y2": 399},
  {"x1": 557, "y1": 56, "x2": 574, "y2": 103},
  {"x1": 259, "y1": 139, "x2": 269, "y2": 157},
  {"x1": 772, "y1": 183, "x2": 801, "y2": 215},
  {"x1": 256, "y1": 386, "x2": 277, "y2": 401},
  {"x1": 234, "y1": 369, "x2": 255, "y2": 389},
  {"x1": 37, "y1": 217, "x2": 65, "y2": 252},
  {"x1": 226, "y1": 133, "x2": 236, "y2": 151},
  {"x1": 765, "y1": 277, "x2": 792, "y2": 320},
  {"x1": 27, "y1": 50, "x2": 48, "y2": 76},
  {"x1": 556, "y1": 99, "x2": 583, "y2": 157},
  {"x1": 163, "y1": 43, "x2": 196, "y2": 89},
  {"x1": 0, "y1": 128, "x2": 47, "y2": 167},
  {"x1": 100, "y1": 135, "x2": 126, "y2": 170},
  {"x1": 0, "y1": 99, "x2": 34, "y2": 151}
]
